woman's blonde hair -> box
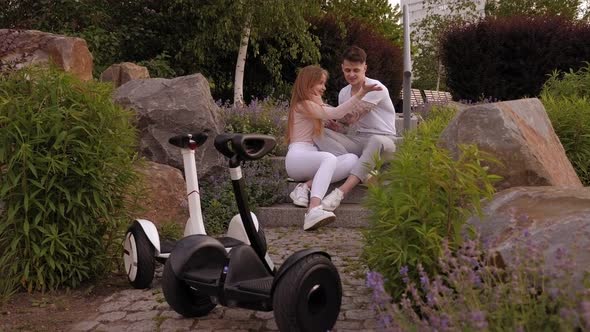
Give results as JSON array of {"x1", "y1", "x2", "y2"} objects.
[{"x1": 286, "y1": 65, "x2": 328, "y2": 144}]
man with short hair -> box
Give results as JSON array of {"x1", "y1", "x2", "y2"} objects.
[{"x1": 311, "y1": 46, "x2": 397, "y2": 211}]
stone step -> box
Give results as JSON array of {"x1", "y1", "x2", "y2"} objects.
[{"x1": 256, "y1": 203, "x2": 370, "y2": 228}]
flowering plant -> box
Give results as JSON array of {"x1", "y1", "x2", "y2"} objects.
[{"x1": 367, "y1": 233, "x2": 590, "y2": 331}]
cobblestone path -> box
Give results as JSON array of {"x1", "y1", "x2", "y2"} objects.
[{"x1": 71, "y1": 227, "x2": 379, "y2": 332}]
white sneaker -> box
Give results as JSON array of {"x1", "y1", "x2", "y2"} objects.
[
  {"x1": 322, "y1": 188, "x2": 344, "y2": 212},
  {"x1": 289, "y1": 183, "x2": 309, "y2": 207},
  {"x1": 303, "y1": 206, "x2": 336, "y2": 231}
]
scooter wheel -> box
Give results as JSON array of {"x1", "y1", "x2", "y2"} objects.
[
  {"x1": 273, "y1": 254, "x2": 342, "y2": 332},
  {"x1": 162, "y1": 259, "x2": 216, "y2": 317},
  {"x1": 123, "y1": 221, "x2": 155, "y2": 289}
]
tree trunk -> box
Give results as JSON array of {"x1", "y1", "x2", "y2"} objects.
[{"x1": 233, "y1": 20, "x2": 251, "y2": 106}]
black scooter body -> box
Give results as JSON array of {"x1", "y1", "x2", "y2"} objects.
[{"x1": 162, "y1": 133, "x2": 342, "y2": 331}]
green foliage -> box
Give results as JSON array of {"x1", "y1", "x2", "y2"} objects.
[
  {"x1": 369, "y1": 236, "x2": 589, "y2": 330},
  {"x1": 137, "y1": 53, "x2": 177, "y2": 79},
  {"x1": 362, "y1": 106, "x2": 499, "y2": 298},
  {"x1": 485, "y1": 0, "x2": 583, "y2": 20},
  {"x1": 412, "y1": 0, "x2": 482, "y2": 91},
  {"x1": 441, "y1": 16, "x2": 590, "y2": 101},
  {"x1": 542, "y1": 63, "x2": 590, "y2": 99},
  {"x1": 0, "y1": 66, "x2": 138, "y2": 295},
  {"x1": 310, "y1": 15, "x2": 403, "y2": 105},
  {"x1": 0, "y1": 0, "x2": 402, "y2": 102},
  {"x1": 321, "y1": 0, "x2": 403, "y2": 44},
  {"x1": 200, "y1": 159, "x2": 285, "y2": 235},
  {"x1": 158, "y1": 222, "x2": 184, "y2": 242},
  {"x1": 541, "y1": 65, "x2": 590, "y2": 185},
  {"x1": 220, "y1": 98, "x2": 289, "y2": 156},
  {"x1": 76, "y1": 26, "x2": 124, "y2": 78}
]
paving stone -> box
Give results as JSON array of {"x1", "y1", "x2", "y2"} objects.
[
  {"x1": 123, "y1": 319, "x2": 156, "y2": 331},
  {"x1": 98, "y1": 301, "x2": 130, "y2": 313},
  {"x1": 334, "y1": 320, "x2": 364, "y2": 329},
  {"x1": 159, "y1": 318, "x2": 194, "y2": 331},
  {"x1": 195, "y1": 319, "x2": 263, "y2": 330},
  {"x1": 254, "y1": 311, "x2": 274, "y2": 320},
  {"x1": 222, "y1": 308, "x2": 253, "y2": 320},
  {"x1": 72, "y1": 228, "x2": 380, "y2": 331},
  {"x1": 345, "y1": 309, "x2": 375, "y2": 320},
  {"x1": 93, "y1": 323, "x2": 130, "y2": 331},
  {"x1": 127, "y1": 300, "x2": 158, "y2": 311},
  {"x1": 159, "y1": 310, "x2": 184, "y2": 319},
  {"x1": 124, "y1": 310, "x2": 159, "y2": 322},
  {"x1": 96, "y1": 311, "x2": 126, "y2": 323},
  {"x1": 71, "y1": 320, "x2": 99, "y2": 331},
  {"x1": 265, "y1": 319, "x2": 279, "y2": 330}
]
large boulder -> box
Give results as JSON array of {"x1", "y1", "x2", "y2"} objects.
[
  {"x1": 439, "y1": 98, "x2": 582, "y2": 190},
  {"x1": 0, "y1": 29, "x2": 93, "y2": 81},
  {"x1": 113, "y1": 74, "x2": 225, "y2": 176},
  {"x1": 132, "y1": 161, "x2": 189, "y2": 228},
  {"x1": 468, "y1": 186, "x2": 590, "y2": 291},
  {"x1": 100, "y1": 62, "x2": 150, "y2": 87}
]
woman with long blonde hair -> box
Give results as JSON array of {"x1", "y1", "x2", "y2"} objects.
[{"x1": 285, "y1": 65, "x2": 381, "y2": 231}]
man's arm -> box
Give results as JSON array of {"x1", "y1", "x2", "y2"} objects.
[{"x1": 339, "y1": 100, "x2": 376, "y2": 125}]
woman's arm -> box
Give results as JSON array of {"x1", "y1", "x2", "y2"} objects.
[{"x1": 299, "y1": 82, "x2": 381, "y2": 120}]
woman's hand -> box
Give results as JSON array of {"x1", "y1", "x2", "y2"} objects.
[
  {"x1": 310, "y1": 94, "x2": 324, "y2": 105},
  {"x1": 356, "y1": 81, "x2": 382, "y2": 99}
]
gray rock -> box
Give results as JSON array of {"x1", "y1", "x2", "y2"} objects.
[
  {"x1": 113, "y1": 74, "x2": 225, "y2": 177},
  {"x1": 468, "y1": 186, "x2": 590, "y2": 292},
  {"x1": 439, "y1": 98, "x2": 582, "y2": 190}
]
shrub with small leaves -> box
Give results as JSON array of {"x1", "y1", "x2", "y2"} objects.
[
  {"x1": 200, "y1": 158, "x2": 285, "y2": 234},
  {"x1": 0, "y1": 66, "x2": 138, "y2": 296},
  {"x1": 219, "y1": 98, "x2": 289, "y2": 156},
  {"x1": 363, "y1": 106, "x2": 500, "y2": 299},
  {"x1": 367, "y1": 232, "x2": 590, "y2": 331},
  {"x1": 541, "y1": 64, "x2": 590, "y2": 186}
]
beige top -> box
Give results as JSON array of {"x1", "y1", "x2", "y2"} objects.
[{"x1": 290, "y1": 96, "x2": 363, "y2": 144}]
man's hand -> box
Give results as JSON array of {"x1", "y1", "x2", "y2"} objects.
[{"x1": 324, "y1": 119, "x2": 347, "y2": 133}]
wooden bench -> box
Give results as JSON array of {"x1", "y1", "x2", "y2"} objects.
[
  {"x1": 423, "y1": 90, "x2": 452, "y2": 105},
  {"x1": 399, "y1": 88, "x2": 426, "y2": 109}
]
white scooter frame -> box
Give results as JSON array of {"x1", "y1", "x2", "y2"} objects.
[{"x1": 123, "y1": 133, "x2": 273, "y2": 289}]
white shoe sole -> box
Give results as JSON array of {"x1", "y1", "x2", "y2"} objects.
[
  {"x1": 289, "y1": 192, "x2": 308, "y2": 208},
  {"x1": 303, "y1": 214, "x2": 336, "y2": 231},
  {"x1": 322, "y1": 204, "x2": 338, "y2": 212}
]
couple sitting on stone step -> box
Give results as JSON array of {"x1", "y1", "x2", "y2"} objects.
[{"x1": 285, "y1": 46, "x2": 397, "y2": 232}]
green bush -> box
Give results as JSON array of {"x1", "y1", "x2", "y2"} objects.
[
  {"x1": 0, "y1": 67, "x2": 138, "y2": 295},
  {"x1": 362, "y1": 106, "x2": 500, "y2": 299},
  {"x1": 541, "y1": 65, "x2": 590, "y2": 186}
]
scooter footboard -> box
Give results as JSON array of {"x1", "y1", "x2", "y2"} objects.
[{"x1": 168, "y1": 235, "x2": 227, "y2": 278}]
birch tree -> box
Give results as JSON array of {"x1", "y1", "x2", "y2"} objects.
[{"x1": 232, "y1": 0, "x2": 321, "y2": 105}]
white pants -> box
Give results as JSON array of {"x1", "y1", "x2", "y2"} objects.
[
  {"x1": 313, "y1": 129, "x2": 396, "y2": 182},
  {"x1": 285, "y1": 142, "x2": 358, "y2": 200}
]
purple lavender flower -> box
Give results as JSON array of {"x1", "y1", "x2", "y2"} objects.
[
  {"x1": 581, "y1": 301, "x2": 590, "y2": 328},
  {"x1": 400, "y1": 265, "x2": 409, "y2": 284},
  {"x1": 366, "y1": 271, "x2": 391, "y2": 306},
  {"x1": 468, "y1": 310, "x2": 488, "y2": 329}
]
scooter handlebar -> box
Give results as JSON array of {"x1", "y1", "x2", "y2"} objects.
[
  {"x1": 214, "y1": 133, "x2": 276, "y2": 161},
  {"x1": 169, "y1": 131, "x2": 208, "y2": 149}
]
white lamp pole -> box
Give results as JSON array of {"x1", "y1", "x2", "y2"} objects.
[{"x1": 402, "y1": 4, "x2": 413, "y2": 131}]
